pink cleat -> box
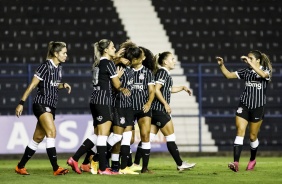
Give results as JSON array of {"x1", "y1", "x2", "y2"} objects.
[
  {"x1": 67, "y1": 157, "x2": 82, "y2": 174},
  {"x1": 98, "y1": 168, "x2": 114, "y2": 175},
  {"x1": 246, "y1": 160, "x2": 256, "y2": 171},
  {"x1": 228, "y1": 161, "x2": 239, "y2": 172}
]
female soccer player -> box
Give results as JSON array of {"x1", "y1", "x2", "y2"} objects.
[
  {"x1": 105, "y1": 41, "x2": 139, "y2": 174},
  {"x1": 125, "y1": 47, "x2": 155, "y2": 173},
  {"x1": 15, "y1": 41, "x2": 71, "y2": 176},
  {"x1": 67, "y1": 39, "x2": 129, "y2": 175},
  {"x1": 150, "y1": 51, "x2": 196, "y2": 171},
  {"x1": 67, "y1": 40, "x2": 128, "y2": 175},
  {"x1": 216, "y1": 50, "x2": 272, "y2": 172}
]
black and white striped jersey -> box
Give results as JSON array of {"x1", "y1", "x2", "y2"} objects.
[
  {"x1": 90, "y1": 57, "x2": 118, "y2": 105},
  {"x1": 235, "y1": 66, "x2": 270, "y2": 109},
  {"x1": 151, "y1": 67, "x2": 173, "y2": 111},
  {"x1": 113, "y1": 65, "x2": 134, "y2": 108},
  {"x1": 33, "y1": 59, "x2": 62, "y2": 108},
  {"x1": 131, "y1": 65, "x2": 155, "y2": 110}
]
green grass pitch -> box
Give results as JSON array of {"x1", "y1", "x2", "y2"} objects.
[{"x1": 1, "y1": 155, "x2": 281, "y2": 184}]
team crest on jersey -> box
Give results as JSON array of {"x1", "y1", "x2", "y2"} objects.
[
  {"x1": 120, "y1": 117, "x2": 125, "y2": 124},
  {"x1": 139, "y1": 73, "x2": 145, "y2": 80},
  {"x1": 237, "y1": 107, "x2": 243, "y2": 114},
  {"x1": 45, "y1": 107, "x2": 51, "y2": 112},
  {"x1": 97, "y1": 116, "x2": 103, "y2": 121}
]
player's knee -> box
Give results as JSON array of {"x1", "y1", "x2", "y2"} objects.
[
  {"x1": 165, "y1": 134, "x2": 176, "y2": 142},
  {"x1": 121, "y1": 131, "x2": 132, "y2": 146},
  {"x1": 150, "y1": 133, "x2": 156, "y2": 142},
  {"x1": 107, "y1": 133, "x2": 122, "y2": 146}
]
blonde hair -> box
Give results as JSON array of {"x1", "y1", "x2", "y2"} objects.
[
  {"x1": 46, "y1": 41, "x2": 66, "y2": 59},
  {"x1": 93, "y1": 39, "x2": 111, "y2": 68}
]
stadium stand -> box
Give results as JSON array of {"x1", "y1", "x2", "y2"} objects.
[
  {"x1": 152, "y1": 0, "x2": 282, "y2": 150},
  {"x1": 152, "y1": 0, "x2": 282, "y2": 63},
  {"x1": 0, "y1": 0, "x2": 128, "y2": 64}
]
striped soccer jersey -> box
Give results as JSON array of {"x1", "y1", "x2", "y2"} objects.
[
  {"x1": 151, "y1": 67, "x2": 173, "y2": 112},
  {"x1": 113, "y1": 65, "x2": 134, "y2": 108},
  {"x1": 131, "y1": 65, "x2": 155, "y2": 110},
  {"x1": 33, "y1": 59, "x2": 62, "y2": 108},
  {"x1": 90, "y1": 57, "x2": 118, "y2": 105},
  {"x1": 235, "y1": 66, "x2": 270, "y2": 109}
]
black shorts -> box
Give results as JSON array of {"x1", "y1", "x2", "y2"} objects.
[
  {"x1": 151, "y1": 110, "x2": 171, "y2": 128},
  {"x1": 133, "y1": 109, "x2": 152, "y2": 121},
  {"x1": 235, "y1": 102, "x2": 265, "y2": 122},
  {"x1": 89, "y1": 103, "x2": 113, "y2": 126},
  {"x1": 33, "y1": 103, "x2": 56, "y2": 120},
  {"x1": 112, "y1": 107, "x2": 134, "y2": 128}
]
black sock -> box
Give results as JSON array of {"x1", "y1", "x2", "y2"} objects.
[
  {"x1": 127, "y1": 152, "x2": 133, "y2": 167},
  {"x1": 106, "y1": 143, "x2": 113, "y2": 165},
  {"x1": 82, "y1": 150, "x2": 95, "y2": 164},
  {"x1": 141, "y1": 148, "x2": 150, "y2": 171},
  {"x1": 46, "y1": 147, "x2": 59, "y2": 171},
  {"x1": 134, "y1": 141, "x2": 142, "y2": 165},
  {"x1": 73, "y1": 139, "x2": 94, "y2": 161},
  {"x1": 97, "y1": 146, "x2": 107, "y2": 171},
  {"x1": 111, "y1": 160, "x2": 120, "y2": 171},
  {"x1": 120, "y1": 145, "x2": 130, "y2": 169},
  {"x1": 233, "y1": 144, "x2": 243, "y2": 162},
  {"x1": 93, "y1": 153, "x2": 99, "y2": 162},
  {"x1": 250, "y1": 146, "x2": 258, "y2": 161},
  {"x1": 18, "y1": 146, "x2": 36, "y2": 168},
  {"x1": 167, "y1": 141, "x2": 182, "y2": 166}
]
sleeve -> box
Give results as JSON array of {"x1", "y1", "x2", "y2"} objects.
[
  {"x1": 155, "y1": 69, "x2": 168, "y2": 86},
  {"x1": 147, "y1": 70, "x2": 155, "y2": 85},
  {"x1": 263, "y1": 68, "x2": 271, "y2": 81},
  {"x1": 107, "y1": 60, "x2": 118, "y2": 78},
  {"x1": 34, "y1": 63, "x2": 48, "y2": 81},
  {"x1": 235, "y1": 68, "x2": 247, "y2": 79}
]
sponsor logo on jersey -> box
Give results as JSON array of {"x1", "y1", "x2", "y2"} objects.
[
  {"x1": 50, "y1": 80, "x2": 60, "y2": 87},
  {"x1": 133, "y1": 83, "x2": 144, "y2": 90},
  {"x1": 245, "y1": 81, "x2": 262, "y2": 89}
]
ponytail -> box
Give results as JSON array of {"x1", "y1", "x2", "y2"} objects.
[
  {"x1": 46, "y1": 41, "x2": 66, "y2": 59},
  {"x1": 250, "y1": 50, "x2": 272, "y2": 80},
  {"x1": 261, "y1": 53, "x2": 272, "y2": 80},
  {"x1": 92, "y1": 39, "x2": 111, "y2": 68}
]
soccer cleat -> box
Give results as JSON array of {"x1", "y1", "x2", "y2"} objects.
[
  {"x1": 98, "y1": 168, "x2": 114, "y2": 175},
  {"x1": 129, "y1": 164, "x2": 142, "y2": 171},
  {"x1": 15, "y1": 165, "x2": 30, "y2": 175},
  {"x1": 141, "y1": 168, "x2": 154, "y2": 174},
  {"x1": 110, "y1": 168, "x2": 120, "y2": 175},
  {"x1": 90, "y1": 160, "x2": 99, "y2": 174},
  {"x1": 177, "y1": 161, "x2": 196, "y2": 171},
  {"x1": 246, "y1": 160, "x2": 256, "y2": 171},
  {"x1": 53, "y1": 167, "x2": 69, "y2": 176},
  {"x1": 228, "y1": 161, "x2": 239, "y2": 172},
  {"x1": 119, "y1": 167, "x2": 139, "y2": 174},
  {"x1": 67, "y1": 157, "x2": 82, "y2": 174},
  {"x1": 80, "y1": 164, "x2": 91, "y2": 172}
]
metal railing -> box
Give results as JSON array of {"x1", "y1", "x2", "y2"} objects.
[{"x1": 1, "y1": 63, "x2": 281, "y2": 151}]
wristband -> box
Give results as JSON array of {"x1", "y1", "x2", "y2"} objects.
[
  {"x1": 63, "y1": 83, "x2": 66, "y2": 88},
  {"x1": 19, "y1": 100, "x2": 25, "y2": 105}
]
